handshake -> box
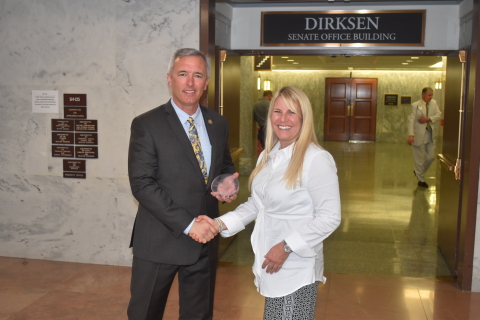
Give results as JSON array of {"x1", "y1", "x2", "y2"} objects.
[
  {"x1": 189, "y1": 216, "x2": 225, "y2": 243},
  {"x1": 188, "y1": 172, "x2": 238, "y2": 243}
]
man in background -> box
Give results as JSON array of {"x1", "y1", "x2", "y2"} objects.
[
  {"x1": 407, "y1": 87, "x2": 442, "y2": 188},
  {"x1": 254, "y1": 90, "x2": 273, "y2": 149}
]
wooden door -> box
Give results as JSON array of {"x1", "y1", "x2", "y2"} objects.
[
  {"x1": 324, "y1": 78, "x2": 350, "y2": 141},
  {"x1": 324, "y1": 78, "x2": 377, "y2": 142},
  {"x1": 349, "y1": 79, "x2": 377, "y2": 141}
]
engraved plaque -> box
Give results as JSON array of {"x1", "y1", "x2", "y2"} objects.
[
  {"x1": 75, "y1": 120, "x2": 97, "y2": 132},
  {"x1": 75, "y1": 133, "x2": 98, "y2": 145},
  {"x1": 401, "y1": 96, "x2": 412, "y2": 105},
  {"x1": 52, "y1": 145, "x2": 74, "y2": 158},
  {"x1": 52, "y1": 132, "x2": 74, "y2": 144},
  {"x1": 75, "y1": 146, "x2": 98, "y2": 158},
  {"x1": 63, "y1": 159, "x2": 86, "y2": 172},
  {"x1": 64, "y1": 94, "x2": 87, "y2": 106},
  {"x1": 63, "y1": 172, "x2": 86, "y2": 179},
  {"x1": 384, "y1": 94, "x2": 398, "y2": 106},
  {"x1": 52, "y1": 119, "x2": 74, "y2": 131},
  {"x1": 64, "y1": 106, "x2": 87, "y2": 119}
]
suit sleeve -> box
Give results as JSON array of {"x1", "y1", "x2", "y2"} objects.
[
  {"x1": 128, "y1": 117, "x2": 193, "y2": 238},
  {"x1": 407, "y1": 104, "x2": 416, "y2": 136},
  {"x1": 430, "y1": 102, "x2": 442, "y2": 123}
]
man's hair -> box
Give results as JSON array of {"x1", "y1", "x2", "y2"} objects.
[
  {"x1": 422, "y1": 87, "x2": 433, "y2": 94},
  {"x1": 263, "y1": 90, "x2": 273, "y2": 97},
  {"x1": 167, "y1": 48, "x2": 210, "y2": 78}
]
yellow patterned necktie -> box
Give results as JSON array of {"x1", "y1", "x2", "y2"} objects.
[
  {"x1": 187, "y1": 117, "x2": 208, "y2": 184},
  {"x1": 426, "y1": 103, "x2": 432, "y2": 131}
]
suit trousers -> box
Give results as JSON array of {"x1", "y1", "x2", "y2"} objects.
[
  {"x1": 412, "y1": 129, "x2": 435, "y2": 182},
  {"x1": 127, "y1": 244, "x2": 217, "y2": 320}
]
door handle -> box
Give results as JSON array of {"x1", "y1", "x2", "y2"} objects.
[
  {"x1": 350, "y1": 103, "x2": 354, "y2": 116},
  {"x1": 437, "y1": 154, "x2": 455, "y2": 171},
  {"x1": 347, "y1": 103, "x2": 354, "y2": 116},
  {"x1": 455, "y1": 50, "x2": 467, "y2": 181}
]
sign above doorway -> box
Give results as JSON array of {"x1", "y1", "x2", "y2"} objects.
[{"x1": 261, "y1": 10, "x2": 425, "y2": 47}]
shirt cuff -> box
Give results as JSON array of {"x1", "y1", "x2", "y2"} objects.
[
  {"x1": 183, "y1": 218, "x2": 195, "y2": 235},
  {"x1": 285, "y1": 231, "x2": 316, "y2": 258},
  {"x1": 218, "y1": 214, "x2": 245, "y2": 237}
]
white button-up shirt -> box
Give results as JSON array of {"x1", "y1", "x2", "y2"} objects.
[{"x1": 220, "y1": 142, "x2": 341, "y2": 298}]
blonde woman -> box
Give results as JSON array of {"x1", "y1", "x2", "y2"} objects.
[{"x1": 198, "y1": 86, "x2": 341, "y2": 319}]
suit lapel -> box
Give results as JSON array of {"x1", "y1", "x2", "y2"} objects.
[
  {"x1": 164, "y1": 102, "x2": 205, "y2": 184},
  {"x1": 201, "y1": 107, "x2": 217, "y2": 190}
]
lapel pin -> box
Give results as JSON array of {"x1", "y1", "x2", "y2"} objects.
[{"x1": 208, "y1": 119, "x2": 213, "y2": 124}]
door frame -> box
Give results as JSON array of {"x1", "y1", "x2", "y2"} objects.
[
  {"x1": 201, "y1": 1, "x2": 480, "y2": 288},
  {"x1": 324, "y1": 77, "x2": 378, "y2": 142}
]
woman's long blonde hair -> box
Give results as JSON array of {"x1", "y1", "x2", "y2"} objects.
[{"x1": 248, "y1": 86, "x2": 320, "y2": 190}]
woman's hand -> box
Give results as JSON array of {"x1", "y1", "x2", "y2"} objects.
[{"x1": 262, "y1": 241, "x2": 290, "y2": 274}]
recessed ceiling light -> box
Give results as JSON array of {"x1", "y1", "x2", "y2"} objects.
[
  {"x1": 287, "y1": 60, "x2": 294, "y2": 62},
  {"x1": 406, "y1": 60, "x2": 413, "y2": 62},
  {"x1": 293, "y1": 62, "x2": 299, "y2": 64},
  {"x1": 281, "y1": 57, "x2": 289, "y2": 59},
  {"x1": 402, "y1": 63, "x2": 409, "y2": 65},
  {"x1": 411, "y1": 57, "x2": 419, "y2": 59}
]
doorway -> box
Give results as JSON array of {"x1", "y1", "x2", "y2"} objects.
[
  {"x1": 216, "y1": 50, "x2": 478, "y2": 289},
  {"x1": 324, "y1": 78, "x2": 378, "y2": 142}
]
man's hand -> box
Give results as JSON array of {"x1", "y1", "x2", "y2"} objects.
[
  {"x1": 418, "y1": 116, "x2": 431, "y2": 124},
  {"x1": 261, "y1": 242, "x2": 290, "y2": 274},
  {"x1": 407, "y1": 135, "x2": 414, "y2": 145},
  {"x1": 211, "y1": 172, "x2": 239, "y2": 203},
  {"x1": 188, "y1": 217, "x2": 219, "y2": 244}
]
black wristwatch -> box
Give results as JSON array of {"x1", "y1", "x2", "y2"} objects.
[{"x1": 282, "y1": 240, "x2": 293, "y2": 253}]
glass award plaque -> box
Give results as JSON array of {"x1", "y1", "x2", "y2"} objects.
[{"x1": 211, "y1": 173, "x2": 239, "y2": 198}]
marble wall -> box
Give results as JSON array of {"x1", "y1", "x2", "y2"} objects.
[
  {"x1": 0, "y1": 0, "x2": 199, "y2": 266},
  {"x1": 239, "y1": 57, "x2": 444, "y2": 173}
]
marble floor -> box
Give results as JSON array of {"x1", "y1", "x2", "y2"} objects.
[
  {"x1": 221, "y1": 142, "x2": 451, "y2": 278},
  {"x1": 2, "y1": 142, "x2": 480, "y2": 319}
]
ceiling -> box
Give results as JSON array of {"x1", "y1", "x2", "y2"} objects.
[
  {"x1": 270, "y1": 55, "x2": 444, "y2": 70},
  {"x1": 218, "y1": 0, "x2": 463, "y2": 6}
]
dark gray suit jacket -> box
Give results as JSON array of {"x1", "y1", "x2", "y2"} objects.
[{"x1": 128, "y1": 100, "x2": 235, "y2": 265}]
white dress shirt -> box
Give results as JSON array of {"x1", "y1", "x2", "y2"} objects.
[
  {"x1": 170, "y1": 99, "x2": 212, "y2": 234},
  {"x1": 219, "y1": 142, "x2": 341, "y2": 298}
]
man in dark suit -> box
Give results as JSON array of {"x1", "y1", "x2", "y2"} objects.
[{"x1": 127, "y1": 48, "x2": 236, "y2": 319}]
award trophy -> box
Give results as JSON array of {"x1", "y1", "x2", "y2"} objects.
[{"x1": 211, "y1": 173, "x2": 239, "y2": 198}]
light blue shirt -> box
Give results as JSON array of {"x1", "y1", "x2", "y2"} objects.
[{"x1": 171, "y1": 99, "x2": 212, "y2": 235}]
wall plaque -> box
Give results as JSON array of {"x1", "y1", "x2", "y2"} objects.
[
  {"x1": 52, "y1": 145, "x2": 74, "y2": 158},
  {"x1": 52, "y1": 132, "x2": 74, "y2": 144},
  {"x1": 64, "y1": 106, "x2": 87, "y2": 119},
  {"x1": 75, "y1": 133, "x2": 98, "y2": 145},
  {"x1": 75, "y1": 120, "x2": 97, "y2": 132},
  {"x1": 384, "y1": 94, "x2": 398, "y2": 106},
  {"x1": 262, "y1": 10, "x2": 425, "y2": 47},
  {"x1": 63, "y1": 172, "x2": 86, "y2": 179},
  {"x1": 401, "y1": 96, "x2": 412, "y2": 105},
  {"x1": 32, "y1": 90, "x2": 59, "y2": 113},
  {"x1": 52, "y1": 119, "x2": 74, "y2": 131},
  {"x1": 63, "y1": 159, "x2": 86, "y2": 172},
  {"x1": 75, "y1": 146, "x2": 98, "y2": 158},
  {"x1": 64, "y1": 94, "x2": 87, "y2": 106}
]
